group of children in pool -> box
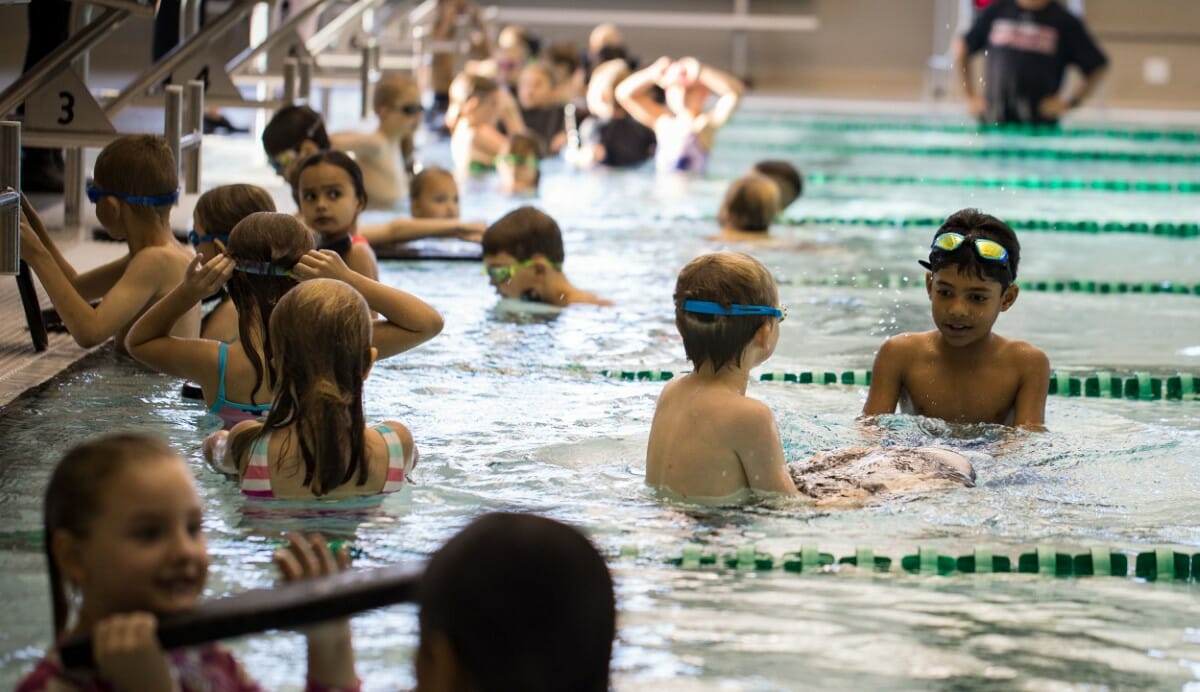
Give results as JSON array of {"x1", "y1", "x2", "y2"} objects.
[{"x1": 13, "y1": 14, "x2": 1051, "y2": 688}]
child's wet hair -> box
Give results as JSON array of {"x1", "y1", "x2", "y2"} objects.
[
  {"x1": 194, "y1": 184, "x2": 276, "y2": 237},
  {"x1": 230, "y1": 279, "x2": 373, "y2": 496},
  {"x1": 718, "y1": 174, "x2": 780, "y2": 233},
  {"x1": 464, "y1": 75, "x2": 500, "y2": 102},
  {"x1": 409, "y1": 166, "x2": 455, "y2": 201},
  {"x1": 508, "y1": 132, "x2": 544, "y2": 161},
  {"x1": 293, "y1": 150, "x2": 369, "y2": 208},
  {"x1": 751, "y1": 160, "x2": 803, "y2": 208},
  {"x1": 418, "y1": 512, "x2": 615, "y2": 692},
  {"x1": 43, "y1": 434, "x2": 180, "y2": 634},
  {"x1": 924, "y1": 208, "x2": 1021, "y2": 289},
  {"x1": 674, "y1": 252, "x2": 779, "y2": 372},
  {"x1": 482, "y1": 206, "x2": 564, "y2": 263},
  {"x1": 225, "y1": 212, "x2": 315, "y2": 404},
  {"x1": 94, "y1": 134, "x2": 178, "y2": 224},
  {"x1": 542, "y1": 41, "x2": 580, "y2": 78},
  {"x1": 262, "y1": 104, "x2": 331, "y2": 158}
]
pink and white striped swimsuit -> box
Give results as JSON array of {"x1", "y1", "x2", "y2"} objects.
[{"x1": 241, "y1": 424, "x2": 409, "y2": 498}]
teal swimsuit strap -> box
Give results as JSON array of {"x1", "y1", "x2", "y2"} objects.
[{"x1": 211, "y1": 342, "x2": 230, "y2": 413}]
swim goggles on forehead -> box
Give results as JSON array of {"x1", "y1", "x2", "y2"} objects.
[
  {"x1": 928, "y1": 232, "x2": 1009, "y2": 264},
  {"x1": 483, "y1": 258, "x2": 560, "y2": 283},
  {"x1": 268, "y1": 119, "x2": 325, "y2": 174},
  {"x1": 496, "y1": 153, "x2": 538, "y2": 168},
  {"x1": 86, "y1": 184, "x2": 180, "y2": 207},
  {"x1": 187, "y1": 230, "x2": 230, "y2": 247},
  {"x1": 682, "y1": 300, "x2": 787, "y2": 321}
]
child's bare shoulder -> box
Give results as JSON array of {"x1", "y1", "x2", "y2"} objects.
[
  {"x1": 994, "y1": 334, "x2": 1049, "y2": 369},
  {"x1": 877, "y1": 330, "x2": 936, "y2": 358},
  {"x1": 126, "y1": 245, "x2": 191, "y2": 281}
]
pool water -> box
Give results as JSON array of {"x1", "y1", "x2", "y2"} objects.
[{"x1": 2, "y1": 110, "x2": 1200, "y2": 690}]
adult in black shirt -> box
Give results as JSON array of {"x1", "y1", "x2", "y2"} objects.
[{"x1": 955, "y1": 0, "x2": 1108, "y2": 125}]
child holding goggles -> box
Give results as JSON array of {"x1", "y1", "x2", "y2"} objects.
[
  {"x1": 862, "y1": 208, "x2": 1050, "y2": 430},
  {"x1": 18, "y1": 134, "x2": 199, "y2": 353}
]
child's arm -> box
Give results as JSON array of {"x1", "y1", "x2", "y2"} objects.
[
  {"x1": 292, "y1": 250, "x2": 444, "y2": 359},
  {"x1": 1010, "y1": 343, "x2": 1050, "y2": 431},
  {"x1": 20, "y1": 215, "x2": 169, "y2": 348},
  {"x1": 614, "y1": 56, "x2": 672, "y2": 130},
  {"x1": 21, "y1": 196, "x2": 129, "y2": 300},
  {"x1": 358, "y1": 218, "x2": 486, "y2": 244},
  {"x1": 90, "y1": 612, "x2": 176, "y2": 692},
  {"x1": 126, "y1": 254, "x2": 232, "y2": 385},
  {"x1": 694, "y1": 60, "x2": 745, "y2": 129},
  {"x1": 274, "y1": 534, "x2": 357, "y2": 691},
  {"x1": 861, "y1": 336, "x2": 909, "y2": 418},
  {"x1": 733, "y1": 401, "x2": 798, "y2": 495},
  {"x1": 472, "y1": 125, "x2": 509, "y2": 162},
  {"x1": 381, "y1": 419, "x2": 419, "y2": 474},
  {"x1": 329, "y1": 131, "x2": 386, "y2": 160}
]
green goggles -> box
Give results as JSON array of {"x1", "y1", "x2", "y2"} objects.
[
  {"x1": 930, "y1": 232, "x2": 1009, "y2": 264},
  {"x1": 484, "y1": 258, "x2": 560, "y2": 284}
]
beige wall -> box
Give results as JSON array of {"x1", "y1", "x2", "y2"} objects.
[{"x1": 3, "y1": 0, "x2": 1198, "y2": 110}]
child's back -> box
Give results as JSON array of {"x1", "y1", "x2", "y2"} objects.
[{"x1": 645, "y1": 252, "x2": 795, "y2": 499}]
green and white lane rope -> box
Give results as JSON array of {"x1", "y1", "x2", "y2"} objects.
[
  {"x1": 784, "y1": 274, "x2": 1200, "y2": 297},
  {"x1": 801, "y1": 172, "x2": 1200, "y2": 194},
  {"x1": 727, "y1": 117, "x2": 1200, "y2": 143}
]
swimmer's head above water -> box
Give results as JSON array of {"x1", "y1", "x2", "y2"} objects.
[{"x1": 674, "y1": 252, "x2": 782, "y2": 373}]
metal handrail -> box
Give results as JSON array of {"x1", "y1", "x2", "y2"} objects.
[{"x1": 485, "y1": 7, "x2": 818, "y2": 32}]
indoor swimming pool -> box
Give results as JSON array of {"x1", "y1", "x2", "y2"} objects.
[{"x1": 1, "y1": 109, "x2": 1199, "y2": 690}]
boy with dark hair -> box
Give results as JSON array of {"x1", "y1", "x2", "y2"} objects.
[
  {"x1": 416, "y1": 512, "x2": 615, "y2": 692},
  {"x1": 481, "y1": 206, "x2": 609, "y2": 306},
  {"x1": 645, "y1": 252, "x2": 797, "y2": 498},
  {"x1": 261, "y1": 105, "x2": 330, "y2": 178},
  {"x1": 19, "y1": 134, "x2": 199, "y2": 352},
  {"x1": 862, "y1": 208, "x2": 1049, "y2": 429},
  {"x1": 751, "y1": 159, "x2": 803, "y2": 210}
]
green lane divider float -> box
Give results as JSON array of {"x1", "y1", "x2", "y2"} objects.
[
  {"x1": 733, "y1": 141, "x2": 1200, "y2": 165},
  {"x1": 802, "y1": 172, "x2": 1200, "y2": 195},
  {"x1": 600, "y1": 370, "x2": 1200, "y2": 402},
  {"x1": 727, "y1": 117, "x2": 1200, "y2": 143},
  {"x1": 788, "y1": 274, "x2": 1200, "y2": 297},
  {"x1": 778, "y1": 214, "x2": 1200, "y2": 237},
  {"x1": 634, "y1": 543, "x2": 1199, "y2": 582}
]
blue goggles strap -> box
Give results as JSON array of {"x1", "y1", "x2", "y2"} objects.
[
  {"x1": 187, "y1": 230, "x2": 230, "y2": 247},
  {"x1": 86, "y1": 184, "x2": 180, "y2": 207},
  {"x1": 682, "y1": 300, "x2": 784, "y2": 319},
  {"x1": 233, "y1": 260, "x2": 292, "y2": 277}
]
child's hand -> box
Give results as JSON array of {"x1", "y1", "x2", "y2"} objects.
[
  {"x1": 454, "y1": 223, "x2": 486, "y2": 243},
  {"x1": 92, "y1": 612, "x2": 175, "y2": 692},
  {"x1": 275, "y1": 533, "x2": 352, "y2": 645},
  {"x1": 181, "y1": 253, "x2": 234, "y2": 300},
  {"x1": 19, "y1": 212, "x2": 47, "y2": 258},
  {"x1": 292, "y1": 249, "x2": 352, "y2": 282}
]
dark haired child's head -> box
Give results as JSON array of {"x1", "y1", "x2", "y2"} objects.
[
  {"x1": 374, "y1": 73, "x2": 423, "y2": 140},
  {"x1": 542, "y1": 42, "x2": 580, "y2": 85},
  {"x1": 294, "y1": 150, "x2": 368, "y2": 240},
  {"x1": 717, "y1": 174, "x2": 780, "y2": 233},
  {"x1": 92, "y1": 134, "x2": 178, "y2": 228},
  {"x1": 497, "y1": 133, "x2": 542, "y2": 194},
  {"x1": 192, "y1": 184, "x2": 276, "y2": 262},
  {"x1": 410, "y1": 167, "x2": 460, "y2": 219},
  {"x1": 517, "y1": 62, "x2": 555, "y2": 110},
  {"x1": 674, "y1": 252, "x2": 780, "y2": 372},
  {"x1": 226, "y1": 212, "x2": 314, "y2": 400},
  {"x1": 921, "y1": 208, "x2": 1021, "y2": 290},
  {"x1": 262, "y1": 278, "x2": 374, "y2": 495},
  {"x1": 751, "y1": 160, "x2": 803, "y2": 209},
  {"x1": 416, "y1": 512, "x2": 615, "y2": 692},
  {"x1": 481, "y1": 206, "x2": 564, "y2": 300},
  {"x1": 44, "y1": 434, "x2": 205, "y2": 635},
  {"x1": 921, "y1": 209, "x2": 1022, "y2": 348},
  {"x1": 262, "y1": 105, "x2": 330, "y2": 178}
]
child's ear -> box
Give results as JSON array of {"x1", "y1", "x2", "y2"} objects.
[
  {"x1": 753, "y1": 320, "x2": 774, "y2": 348},
  {"x1": 51, "y1": 529, "x2": 86, "y2": 585},
  {"x1": 363, "y1": 347, "x2": 378, "y2": 379},
  {"x1": 999, "y1": 284, "x2": 1019, "y2": 311},
  {"x1": 924, "y1": 271, "x2": 934, "y2": 296}
]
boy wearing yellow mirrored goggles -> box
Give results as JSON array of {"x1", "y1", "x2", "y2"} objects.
[{"x1": 862, "y1": 208, "x2": 1050, "y2": 431}]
